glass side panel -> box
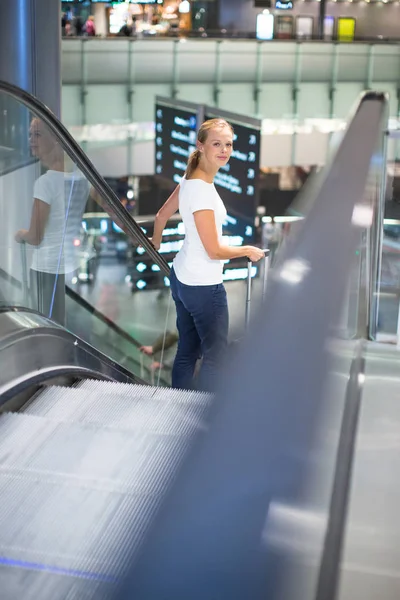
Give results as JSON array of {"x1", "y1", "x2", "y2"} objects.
[
  {"x1": 65, "y1": 294, "x2": 171, "y2": 387},
  {"x1": 373, "y1": 135, "x2": 400, "y2": 341},
  {"x1": 0, "y1": 90, "x2": 174, "y2": 386}
]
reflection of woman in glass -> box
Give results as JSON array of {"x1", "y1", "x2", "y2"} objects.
[{"x1": 15, "y1": 119, "x2": 90, "y2": 324}]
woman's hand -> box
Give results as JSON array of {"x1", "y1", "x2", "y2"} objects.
[
  {"x1": 15, "y1": 229, "x2": 28, "y2": 243},
  {"x1": 246, "y1": 246, "x2": 265, "y2": 262},
  {"x1": 140, "y1": 345, "x2": 154, "y2": 356},
  {"x1": 150, "y1": 238, "x2": 161, "y2": 251}
]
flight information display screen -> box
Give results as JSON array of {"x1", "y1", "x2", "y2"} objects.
[
  {"x1": 155, "y1": 98, "x2": 261, "y2": 243},
  {"x1": 204, "y1": 110, "x2": 261, "y2": 241},
  {"x1": 155, "y1": 99, "x2": 199, "y2": 186}
]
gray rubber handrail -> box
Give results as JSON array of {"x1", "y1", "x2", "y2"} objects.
[{"x1": 0, "y1": 80, "x2": 170, "y2": 276}]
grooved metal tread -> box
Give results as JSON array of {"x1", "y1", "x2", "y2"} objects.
[
  {"x1": 0, "y1": 470, "x2": 160, "y2": 581},
  {"x1": 0, "y1": 565, "x2": 114, "y2": 600},
  {"x1": 0, "y1": 381, "x2": 214, "y2": 598},
  {"x1": 74, "y1": 378, "x2": 212, "y2": 403},
  {"x1": 24, "y1": 385, "x2": 211, "y2": 435},
  {"x1": 0, "y1": 412, "x2": 190, "y2": 493}
]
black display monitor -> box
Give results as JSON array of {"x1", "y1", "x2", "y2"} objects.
[
  {"x1": 111, "y1": 0, "x2": 162, "y2": 4},
  {"x1": 254, "y1": 0, "x2": 272, "y2": 7},
  {"x1": 155, "y1": 97, "x2": 202, "y2": 187},
  {"x1": 204, "y1": 107, "x2": 261, "y2": 242}
]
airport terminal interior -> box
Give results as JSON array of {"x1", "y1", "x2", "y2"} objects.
[{"x1": 0, "y1": 0, "x2": 400, "y2": 598}]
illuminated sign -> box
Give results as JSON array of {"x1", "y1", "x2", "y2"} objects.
[
  {"x1": 153, "y1": 98, "x2": 261, "y2": 293},
  {"x1": 204, "y1": 108, "x2": 261, "y2": 241},
  {"x1": 256, "y1": 11, "x2": 274, "y2": 41},
  {"x1": 337, "y1": 17, "x2": 355, "y2": 42},
  {"x1": 155, "y1": 98, "x2": 200, "y2": 186},
  {"x1": 324, "y1": 16, "x2": 334, "y2": 40},
  {"x1": 65, "y1": 0, "x2": 164, "y2": 3},
  {"x1": 276, "y1": 0, "x2": 293, "y2": 9},
  {"x1": 155, "y1": 97, "x2": 261, "y2": 241},
  {"x1": 179, "y1": 0, "x2": 190, "y2": 13}
]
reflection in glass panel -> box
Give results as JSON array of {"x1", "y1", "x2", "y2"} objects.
[
  {"x1": 0, "y1": 90, "x2": 174, "y2": 386},
  {"x1": 376, "y1": 137, "x2": 400, "y2": 340}
]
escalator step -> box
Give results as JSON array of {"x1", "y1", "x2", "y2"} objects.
[
  {"x1": 0, "y1": 564, "x2": 114, "y2": 600},
  {"x1": 0, "y1": 412, "x2": 190, "y2": 494},
  {"x1": 0, "y1": 471, "x2": 161, "y2": 583},
  {"x1": 23, "y1": 386, "x2": 211, "y2": 435},
  {"x1": 0, "y1": 383, "x2": 214, "y2": 597},
  {"x1": 75, "y1": 378, "x2": 212, "y2": 404}
]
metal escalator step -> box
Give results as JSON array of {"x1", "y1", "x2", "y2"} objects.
[
  {"x1": 24, "y1": 386, "x2": 211, "y2": 435},
  {"x1": 75, "y1": 380, "x2": 157, "y2": 398},
  {"x1": 0, "y1": 471, "x2": 163, "y2": 583},
  {"x1": 0, "y1": 565, "x2": 114, "y2": 600},
  {"x1": 0, "y1": 413, "x2": 190, "y2": 494},
  {"x1": 75, "y1": 378, "x2": 213, "y2": 404}
]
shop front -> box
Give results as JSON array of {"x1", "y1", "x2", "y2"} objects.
[{"x1": 104, "y1": 1, "x2": 193, "y2": 37}]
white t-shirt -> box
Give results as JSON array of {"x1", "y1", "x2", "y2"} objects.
[
  {"x1": 31, "y1": 170, "x2": 90, "y2": 274},
  {"x1": 173, "y1": 176, "x2": 227, "y2": 286}
]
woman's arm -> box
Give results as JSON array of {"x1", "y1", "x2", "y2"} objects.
[
  {"x1": 194, "y1": 210, "x2": 264, "y2": 262},
  {"x1": 152, "y1": 185, "x2": 180, "y2": 250},
  {"x1": 15, "y1": 199, "x2": 50, "y2": 246}
]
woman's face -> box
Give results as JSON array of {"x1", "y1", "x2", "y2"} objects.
[
  {"x1": 29, "y1": 119, "x2": 56, "y2": 161},
  {"x1": 198, "y1": 125, "x2": 233, "y2": 171}
]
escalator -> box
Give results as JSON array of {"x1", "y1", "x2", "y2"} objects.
[
  {"x1": 0, "y1": 81, "x2": 397, "y2": 600},
  {"x1": 0, "y1": 79, "x2": 172, "y2": 387},
  {"x1": 0, "y1": 262, "x2": 170, "y2": 386}
]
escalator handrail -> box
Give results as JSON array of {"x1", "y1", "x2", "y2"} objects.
[{"x1": 0, "y1": 79, "x2": 170, "y2": 277}]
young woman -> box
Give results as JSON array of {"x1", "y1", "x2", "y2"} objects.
[{"x1": 152, "y1": 118, "x2": 265, "y2": 392}]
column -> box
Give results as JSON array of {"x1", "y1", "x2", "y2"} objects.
[
  {"x1": 0, "y1": 0, "x2": 63, "y2": 322},
  {"x1": 318, "y1": 0, "x2": 327, "y2": 40},
  {"x1": 0, "y1": 0, "x2": 61, "y2": 116}
]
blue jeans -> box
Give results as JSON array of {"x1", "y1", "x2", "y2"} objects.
[{"x1": 170, "y1": 268, "x2": 229, "y2": 392}]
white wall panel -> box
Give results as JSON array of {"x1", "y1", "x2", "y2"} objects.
[
  {"x1": 295, "y1": 132, "x2": 329, "y2": 166},
  {"x1": 62, "y1": 40, "x2": 82, "y2": 84},
  {"x1": 259, "y1": 84, "x2": 293, "y2": 119},
  {"x1": 337, "y1": 46, "x2": 370, "y2": 83},
  {"x1": 261, "y1": 135, "x2": 293, "y2": 167},
  {"x1": 178, "y1": 41, "x2": 218, "y2": 83},
  {"x1": 261, "y1": 43, "x2": 297, "y2": 83},
  {"x1": 177, "y1": 84, "x2": 215, "y2": 106},
  {"x1": 300, "y1": 44, "x2": 333, "y2": 83},
  {"x1": 298, "y1": 84, "x2": 331, "y2": 119},
  {"x1": 86, "y1": 140, "x2": 154, "y2": 178},
  {"x1": 86, "y1": 40, "x2": 129, "y2": 84},
  {"x1": 132, "y1": 84, "x2": 171, "y2": 123},
  {"x1": 218, "y1": 84, "x2": 255, "y2": 116},
  {"x1": 86, "y1": 85, "x2": 129, "y2": 125},
  {"x1": 132, "y1": 40, "x2": 176, "y2": 84},
  {"x1": 62, "y1": 85, "x2": 81, "y2": 127},
  {"x1": 373, "y1": 46, "x2": 400, "y2": 83},
  {"x1": 333, "y1": 84, "x2": 365, "y2": 119},
  {"x1": 219, "y1": 42, "x2": 258, "y2": 83}
]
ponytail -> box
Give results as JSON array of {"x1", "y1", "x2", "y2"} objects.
[{"x1": 185, "y1": 149, "x2": 201, "y2": 180}]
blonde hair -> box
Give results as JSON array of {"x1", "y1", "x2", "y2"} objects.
[{"x1": 185, "y1": 118, "x2": 234, "y2": 180}]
